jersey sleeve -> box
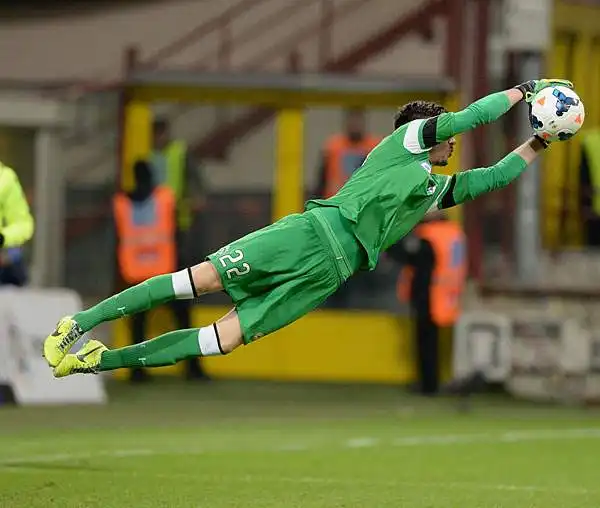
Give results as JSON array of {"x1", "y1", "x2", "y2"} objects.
[
  {"x1": 437, "y1": 152, "x2": 529, "y2": 209},
  {"x1": 418, "y1": 91, "x2": 513, "y2": 149},
  {"x1": 398, "y1": 119, "x2": 430, "y2": 154}
]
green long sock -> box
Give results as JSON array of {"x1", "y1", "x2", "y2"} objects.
[
  {"x1": 74, "y1": 274, "x2": 176, "y2": 332},
  {"x1": 99, "y1": 328, "x2": 201, "y2": 371}
]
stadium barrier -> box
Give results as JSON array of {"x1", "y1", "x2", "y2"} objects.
[{"x1": 454, "y1": 310, "x2": 600, "y2": 404}]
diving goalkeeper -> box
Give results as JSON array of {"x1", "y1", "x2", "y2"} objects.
[{"x1": 44, "y1": 79, "x2": 571, "y2": 377}]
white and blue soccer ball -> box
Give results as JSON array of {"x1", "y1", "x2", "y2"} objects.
[{"x1": 529, "y1": 85, "x2": 585, "y2": 142}]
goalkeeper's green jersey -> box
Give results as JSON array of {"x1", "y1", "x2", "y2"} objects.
[{"x1": 306, "y1": 91, "x2": 528, "y2": 270}]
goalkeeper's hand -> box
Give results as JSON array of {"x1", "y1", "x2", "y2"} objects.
[{"x1": 515, "y1": 79, "x2": 574, "y2": 103}]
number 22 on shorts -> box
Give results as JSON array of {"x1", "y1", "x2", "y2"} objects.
[{"x1": 218, "y1": 249, "x2": 251, "y2": 279}]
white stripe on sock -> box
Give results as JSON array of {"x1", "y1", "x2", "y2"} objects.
[
  {"x1": 197, "y1": 326, "x2": 223, "y2": 356},
  {"x1": 171, "y1": 269, "x2": 195, "y2": 299}
]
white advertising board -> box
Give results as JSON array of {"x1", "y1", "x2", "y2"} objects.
[
  {"x1": 0, "y1": 287, "x2": 106, "y2": 405},
  {"x1": 453, "y1": 312, "x2": 512, "y2": 383}
]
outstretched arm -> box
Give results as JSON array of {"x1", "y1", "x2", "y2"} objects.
[
  {"x1": 438, "y1": 136, "x2": 547, "y2": 209},
  {"x1": 406, "y1": 79, "x2": 573, "y2": 152},
  {"x1": 403, "y1": 89, "x2": 523, "y2": 154},
  {"x1": 430, "y1": 89, "x2": 524, "y2": 144}
]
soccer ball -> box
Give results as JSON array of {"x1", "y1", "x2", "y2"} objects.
[{"x1": 529, "y1": 85, "x2": 585, "y2": 142}]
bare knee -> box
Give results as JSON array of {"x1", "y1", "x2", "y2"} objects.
[
  {"x1": 191, "y1": 261, "x2": 223, "y2": 295},
  {"x1": 219, "y1": 335, "x2": 243, "y2": 354},
  {"x1": 215, "y1": 309, "x2": 244, "y2": 353}
]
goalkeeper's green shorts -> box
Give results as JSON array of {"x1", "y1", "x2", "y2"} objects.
[{"x1": 207, "y1": 207, "x2": 364, "y2": 343}]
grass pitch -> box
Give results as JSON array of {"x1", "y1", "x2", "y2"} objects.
[{"x1": 1, "y1": 379, "x2": 600, "y2": 507}]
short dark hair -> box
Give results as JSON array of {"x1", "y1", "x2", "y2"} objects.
[{"x1": 394, "y1": 101, "x2": 447, "y2": 130}]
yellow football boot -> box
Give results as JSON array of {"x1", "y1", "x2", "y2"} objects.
[
  {"x1": 43, "y1": 316, "x2": 85, "y2": 367},
  {"x1": 53, "y1": 340, "x2": 108, "y2": 378}
]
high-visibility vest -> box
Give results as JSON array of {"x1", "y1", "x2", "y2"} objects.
[
  {"x1": 583, "y1": 130, "x2": 600, "y2": 215},
  {"x1": 396, "y1": 220, "x2": 467, "y2": 326},
  {"x1": 324, "y1": 134, "x2": 380, "y2": 198},
  {"x1": 0, "y1": 162, "x2": 34, "y2": 248},
  {"x1": 113, "y1": 186, "x2": 176, "y2": 284},
  {"x1": 151, "y1": 140, "x2": 192, "y2": 230}
]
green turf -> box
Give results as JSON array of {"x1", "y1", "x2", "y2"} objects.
[{"x1": 2, "y1": 379, "x2": 600, "y2": 507}]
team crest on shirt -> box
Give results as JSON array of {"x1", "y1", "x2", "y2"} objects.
[
  {"x1": 420, "y1": 162, "x2": 432, "y2": 174},
  {"x1": 426, "y1": 180, "x2": 437, "y2": 196}
]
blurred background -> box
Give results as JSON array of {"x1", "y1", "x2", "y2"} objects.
[
  {"x1": 1, "y1": 0, "x2": 600, "y2": 397},
  {"x1": 0, "y1": 1, "x2": 598, "y2": 396},
  {"x1": 3, "y1": 2, "x2": 600, "y2": 507}
]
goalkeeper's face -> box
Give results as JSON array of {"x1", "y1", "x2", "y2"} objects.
[{"x1": 429, "y1": 137, "x2": 455, "y2": 167}]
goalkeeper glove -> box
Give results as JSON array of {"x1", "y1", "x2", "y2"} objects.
[
  {"x1": 515, "y1": 78, "x2": 574, "y2": 103},
  {"x1": 517, "y1": 79, "x2": 574, "y2": 144}
]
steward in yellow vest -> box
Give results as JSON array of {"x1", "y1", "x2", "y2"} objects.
[
  {"x1": 0, "y1": 162, "x2": 34, "y2": 286},
  {"x1": 150, "y1": 118, "x2": 205, "y2": 235}
]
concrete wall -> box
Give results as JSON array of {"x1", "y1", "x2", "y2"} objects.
[
  {"x1": 0, "y1": 0, "x2": 442, "y2": 80},
  {"x1": 0, "y1": 0, "x2": 237, "y2": 81},
  {"x1": 0, "y1": 0, "x2": 446, "y2": 187},
  {"x1": 180, "y1": 106, "x2": 399, "y2": 192}
]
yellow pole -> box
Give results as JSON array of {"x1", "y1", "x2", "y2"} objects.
[
  {"x1": 567, "y1": 34, "x2": 592, "y2": 246},
  {"x1": 589, "y1": 39, "x2": 600, "y2": 129},
  {"x1": 273, "y1": 108, "x2": 304, "y2": 221},
  {"x1": 543, "y1": 34, "x2": 571, "y2": 248},
  {"x1": 115, "y1": 98, "x2": 152, "y2": 380},
  {"x1": 121, "y1": 99, "x2": 152, "y2": 191}
]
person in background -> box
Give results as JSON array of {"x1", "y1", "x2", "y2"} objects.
[
  {"x1": 150, "y1": 117, "x2": 206, "y2": 236},
  {"x1": 0, "y1": 161, "x2": 34, "y2": 287},
  {"x1": 316, "y1": 108, "x2": 381, "y2": 307},
  {"x1": 113, "y1": 160, "x2": 207, "y2": 382},
  {"x1": 389, "y1": 210, "x2": 467, "y2": 395},
  {"x1": 150, "y1": 118, "x2": 208, "y2": 380},
  {"x1": 316, "y1": 108, "x2": 381, "y2": 199},
  {"x1": 579, "y1": 128, "x2": 600, "y2": 246}
]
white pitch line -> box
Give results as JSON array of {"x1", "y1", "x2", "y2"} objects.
[
  {"x1": 392, "y1": 428, "x2": 600, "y2": 447},
  {"x1": 3, "y1": 427, "x2": 600, "y2": 467},
  {"x1": 346, "y1": 437, "x2": 380, "y2": 448}
]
